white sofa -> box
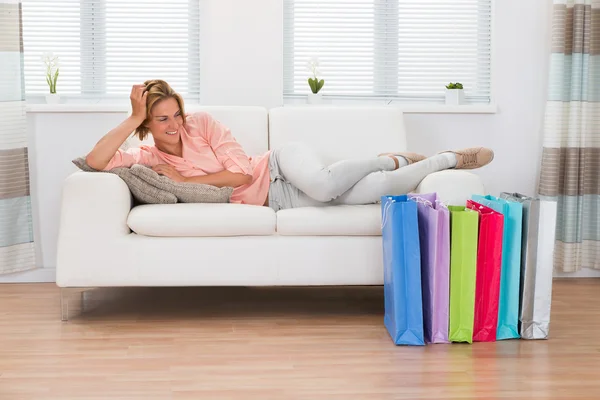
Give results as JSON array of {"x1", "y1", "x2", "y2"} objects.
[{"x1": 56, "y1": 106, "x2": 484, "y2": 299}]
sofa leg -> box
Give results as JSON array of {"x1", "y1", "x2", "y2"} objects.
[{"x1": 60, "y1": 288, "x2": 86, "y2": 322}]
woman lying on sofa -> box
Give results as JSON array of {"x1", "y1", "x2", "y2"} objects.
[{"x1": 85, "y1": 79, "x2": 494, "y2": 211}]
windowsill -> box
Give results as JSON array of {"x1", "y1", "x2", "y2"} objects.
[
  {"x1": 396, "y1": 104, "x2": 497, "y2": 114},
  {"x1": 25, "y1": 103, "x2": 131, "y2": 113},
  {"x1": 25, "y1": 102, "x2": 497, "y2": 114},
  {"x1": 282, "y1": 103, "x2": 497, "y2": 114},
  {"x1": 282, "y1": 96, "x2": 497, "y2": 113}
]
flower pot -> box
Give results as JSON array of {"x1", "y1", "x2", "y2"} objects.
[
  {"x1": 445, "y1": 89, "x2": 465, "y2": 106},
  {"x1": 307, "y1": 92, "x2": 323, "y2": 105},
  {"x1": 45, "y1": 93, "x2": 61, "y2": 104}
]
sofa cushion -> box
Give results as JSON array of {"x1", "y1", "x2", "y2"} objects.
[
  {"x1": 127, "y1": 204, "x2": 276, "y2": 237},
  {"x1": 129, "y1": 164, "x2": 233, "y2": 203},
  {"x1": 276, "y1": 204, "x2": 382, "y2": 236},
  {"x1": 415, "y1": 170, "x2": 485, "y2": 206}
]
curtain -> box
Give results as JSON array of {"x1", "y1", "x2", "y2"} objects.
[
  {"x1": 0, "y1": 0, "x2": 36, "y2": 275},
  {"x1": 539, "y1": 0, "x2": 600, "y2": 272}
]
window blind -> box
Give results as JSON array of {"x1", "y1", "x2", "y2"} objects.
[
  {"x1": 284, "y1": 0, "x2": 492, "y2": 103},
  {"x1": 22, "y1": 0, "x2": 200, "y2": 100}
]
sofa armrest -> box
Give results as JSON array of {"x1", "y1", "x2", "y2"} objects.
[
  {"x1": 415, "y1": 170, "x2": 485, "y2": 206},
  {"x1": 58, "y1": 171, "x2": 133, "y2": 236},
  {"x1": 56, "y1": 171, "x2": 133, "y2": 285}
]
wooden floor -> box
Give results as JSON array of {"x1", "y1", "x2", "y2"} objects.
[{"x1": 0, "y1": 280, "x2": 599, "y2": 399}]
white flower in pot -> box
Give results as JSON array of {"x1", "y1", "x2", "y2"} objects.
[
  {"x1": 445, "y1": 82, "x2": 465, "y2": 106},
  {"x1": 306, "y1": 57, "x2": 325, "y2": 104},
  {"x1": 41, "y1": 52, "x2": 60, "y2": 104}
]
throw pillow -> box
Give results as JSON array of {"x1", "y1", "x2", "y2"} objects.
[
  {"x1": 72, "y1": 157, "x2": 178, "y2": 204},
  {"x1": 129, "y1": 164, "x2": 233, "y2": 203}
]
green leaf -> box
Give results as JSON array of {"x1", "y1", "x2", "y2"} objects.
[
  {"x1": 446, "y1": 82, "x2": 464, "y2": 90},
  {"x1": 316, "y1": 79, "x2": 324, "y2": 93},
  {"x1": 308, "y1": 77, "x2": 317, "y2": 93},
  {"x1": 53, "y1": 69, "x2": 59, "y2": 93}
]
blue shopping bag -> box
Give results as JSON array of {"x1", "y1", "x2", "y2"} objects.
[
  {"x1": 472, "y1": 194, "x2": 523, "y2": 340},
  {"x1": 381, "y1": 195, "x2": 425, "y2": 346}
]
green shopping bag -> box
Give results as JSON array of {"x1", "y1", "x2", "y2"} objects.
[{"x1": 448, "y1": 206, "x2": 479, "y2": 343}]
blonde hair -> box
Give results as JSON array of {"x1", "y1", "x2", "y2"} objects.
[{"x1": 134, "y1": 79, "x2": 186, "y2": 141}]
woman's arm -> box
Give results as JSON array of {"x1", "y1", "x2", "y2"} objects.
[
  {"x1": 85, "y1": 85, "x2": 147, "y2": 170},
  {"x1": 184, "y1": 170, "x2": 252, "y2": 188},
  {"x1": 151, "y1": 164, "x2": 252, "y2": 188}
]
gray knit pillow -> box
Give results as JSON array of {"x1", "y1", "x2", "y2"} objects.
[
  {"x1": 72, "y1": 157, "x2": 178, "y2": 204},
  {"x1": 129, "y1": 164, "x2": 234, "y2": 203}
]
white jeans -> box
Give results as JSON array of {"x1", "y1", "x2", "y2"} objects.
[{"x1": 267, "y1": 142, "x2": 454, "y2": 210}]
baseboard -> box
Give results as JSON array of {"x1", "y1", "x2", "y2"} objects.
[
  {"x1": 0, "y1": 267, "x2": 56, "y2": 283},
  {"x1": 0, "y1": 266, "x2": 596, "y2": 283},
  {"x1": 554, "y1": 268, "x2": 600, "y2": 278}
]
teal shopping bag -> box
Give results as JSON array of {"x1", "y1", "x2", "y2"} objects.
[{"x1": 472, "y1": 195, "x2": 523, "y2": 340}]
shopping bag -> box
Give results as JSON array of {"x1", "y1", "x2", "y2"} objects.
[
  {"x1": 472, "y1": 195, "x2": 523, "y2": 340},
  {"x1": 448, "y1": 205, "x2": 479, "y2": 344},
  {"x1": 381, "y1": 195, "x2": 425, "y2": 346},
  {"x1": 466, "y1": 200, "x2": 504, "y2": 342},
  {"x1": 408, "y1": 192, "x2": 450, "y2": 344},
  {"x1": 500, "y1": 192, "x2": 556, "y2": 340}
]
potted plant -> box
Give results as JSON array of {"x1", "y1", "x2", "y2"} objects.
[
  {"x1": 445, "y1": 82, "x2": 465, "y2": 105},
  {"x1": 306, "y1": 57, "x2": 325, "y2": 104},
  {"x1": 42, "y1": 52, "x2": 60, "y2": 104}
]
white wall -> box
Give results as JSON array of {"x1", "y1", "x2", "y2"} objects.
[
  {"x1": 8, "y1": 0, "x2": 599, "y2": 281},
  {"x1": 199, "y1": 0, "x2": 283, "y2": 108}
]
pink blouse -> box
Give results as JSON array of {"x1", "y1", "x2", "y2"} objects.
[{"x1": 103, "y1": 112, "x2": 271, "y2": 206}]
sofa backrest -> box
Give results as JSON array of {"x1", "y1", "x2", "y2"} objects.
[
  {"x1": 268, "y1": 106, "x2": 407, "y2": 164},
  {"x1": 124, "y1": 105, "x2": 269, "y2": 157}
]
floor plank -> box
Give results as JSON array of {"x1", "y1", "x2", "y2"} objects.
[{"x1": 0, "y1": 279, "x2": 599, "y2": 399}]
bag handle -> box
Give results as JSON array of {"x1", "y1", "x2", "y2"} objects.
[
  {"x1": 435, "y1": 199, "x2": 449, "y2": 210},
  {"x1": 381, "y1": 198, "x2": 396, "y2": 229},
  {"x1": 410, "y1": 195, "x2": 433, "y2": 208}
]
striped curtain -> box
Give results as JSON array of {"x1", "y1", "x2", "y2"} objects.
[
  {"x1": 0, "y1": 1, "x2": 36, "y2": 274},
  {"x1": 539, "y1": 0, "x2": 600, "y2": 273}
]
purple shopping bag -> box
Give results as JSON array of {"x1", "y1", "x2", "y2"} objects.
[{"x1": 408, "y1": 192, "x2": 451, "y2": 344}]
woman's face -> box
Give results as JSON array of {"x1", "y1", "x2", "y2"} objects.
[{"x1": 145, "y1": 97, "x2": 184, "y2": 145}]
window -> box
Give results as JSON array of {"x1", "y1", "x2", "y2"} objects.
[
  {"x1": 22, "y1": 0, "x2": 200, "y2": 101},
  {"x1": 284, "y1": 0, "x2": 492, "y2": 103}
]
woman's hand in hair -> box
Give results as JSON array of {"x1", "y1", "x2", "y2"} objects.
[
  {"x1": 152, "y1": 164, "x2": 186, "y2": 183},
  {"x1": 130, "y1": 84, "x2": 148, "y2": 124}
]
